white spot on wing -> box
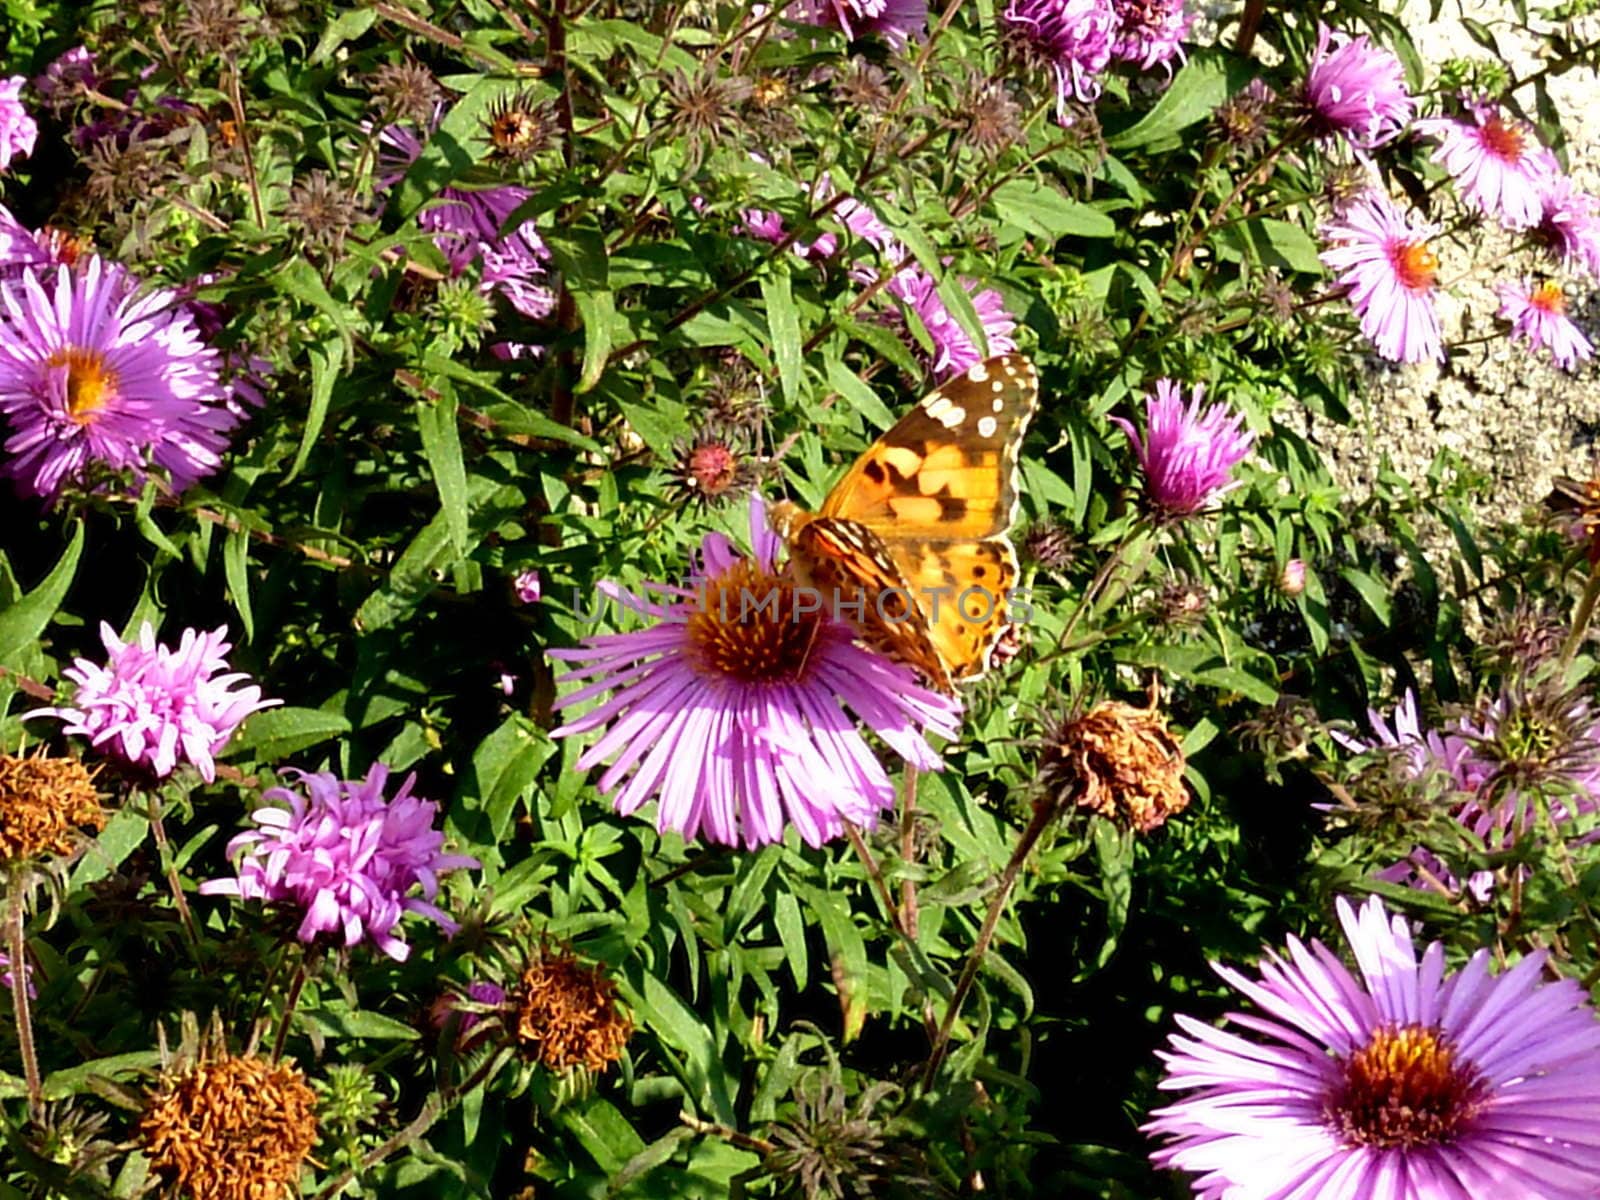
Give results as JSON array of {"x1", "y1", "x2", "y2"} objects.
[
  {"x1": 977, "y1": 415, "x2": 998, "y2": 438},
  {"x1": 937, "y1": 405, "x2": 965, "y2": 428},
  {"x1": 967, "y1": 362, "x2": 990, "y2": 383}
]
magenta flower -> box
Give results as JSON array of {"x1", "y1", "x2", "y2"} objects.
[
  {"x1": 0, "y1": 950, "x2": 34, "y2": 999},
  {"x1": 200, "y1": 765, "x2": 478, "y2": 961},
  {"x1": 1534, "y1": 175, "x2": 1600, "y2": 279},
  {"x1": 1419, "y1": 107, "x2": 1559, "y2": 229},
  {"x1": 0, "y1": 257, "x2": 243, "y2": 501},
  {"x1": 1112, "y1": 380, "x2": 1253, "y2": 517},
  {"x1": 1319, "y1": 191, "x2": 1444, "y2": 364},
  {"x1": 1302, "y1": 23, "x2": 1414, "y2": 149},
  {"x1": 738, "y1": 208, "x2": 838, "y2": 261},
  {"x1": 0, "y1": 202, "x2": 56, "y2": 278},
  {"x1": 1110, "y1": 0, "x2": 1191, "y2": 72},
  {"x1": 33, "y1": 47, "x2": 96, "y2": 109},
  {"x1": 1147, "y1": 895, "x2": 1600, "y2": 1198},
  {"x1": 1497, "y1": 279, "x2": 1594, "y2": 371},
  {"x1": 887, "y1": 267, "x2": 1019, "y2": 381},
  {"x1": 512, "y1": 569, "x2": 542, "y2": 605},
  {"x1": 0, "y1": 76, "x2": 37, "y2": 172},
  {"x1": 433, "y1": 981, "x2": 507, "y2": 1035},
  {"x1": 549, "y1": 496, "x2": 961, "y2": 849},
  {"x1": 34, "y1": 622, "x2": 279, "y2": 783},
  {"x1": 792, "y1": 0, "x2": 928, "y2": 48},
  {"x1": 1002, "y1": 0, "x2": 1117, "y2": 116}
]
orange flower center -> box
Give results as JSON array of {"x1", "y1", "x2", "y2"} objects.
[
  {"x1": 1531, "y1": 282, "x2": 1566, "y2": 315},
  {"x1": 1325, "y1": 1024, "x2": 1488, "y2": 1149},
  {"x1": 1391, "y1": 241, "x2": 1438, "y2": 292},
  {"x1": 46, "y1": 348, "x2": 118, "y2": 425},
  {"x1": 1480, "y1": 115, "x2": 1526, "y2": 163},
  {"x1": 683, "y1": 559, "x2": 826, "y2": 685}
]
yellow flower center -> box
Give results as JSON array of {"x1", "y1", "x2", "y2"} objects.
[
  {"x1": 1481, "y1": 115, "x2": 1526, "y2": 163},
  {"x1": 46, "y1": 347, "x2": 118, "y2": 425},
  {"x1": 683, "y1": 559, "x2": 827, "y2": 685},
  {"x1": 1531, "y1": 282, "x2": 1566, "y2": 315},
  {"x1": 1326, "y1": 1024, "x2": 1488, "y2": 1148},
  {"x1": 1392, "y1": 241, "x2": 1439, "y2": 292}
]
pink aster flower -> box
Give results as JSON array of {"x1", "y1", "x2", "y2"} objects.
[
  {"x1": 738, "y1": 208, "x2": 838, "y2": 261},
  {"x1": 513, "y1": 569, "x2": 542, "y2": 605},
  {"x1": 33, "y1": 47, "x2": 96, "y2": 110},
  {"x1": 1319, "y1": 191, "x2": 1444, "y2": 364},
  {"x1": 1112, "y1": 380, "x2": 1254, "y2": 517},
  {"x1": 0, "y1": 76, "x2": 37, "y2": 172},
  {"x1": 1534, "y1": 175, "x2": 1600, "y2": 278},
  {"x1": 200, "y1": 764, "x2": 478, "y2": 962},
  {"x1": 1419, "y1": 107, "x2": 1559, "y2": 229},
  {"x1": 1110, "y1": 0, "x2": 1191, "y2": 72},
  {"x1": 1302, "y1": 23, "x2": 1414, "y2": 149},
  {"x1": 792, "y1": 0, "x2": 928, "y2": 48},
  {"x1": 1147, "y1": 895, "x2": 1600, "y2": 1198},
  {"x1": 33, "y1": 622, "x2": 279, "y2": 783},
  {"x1": 887, "y1": 267, "x2": 1019, "y2": 381},
  {"x1": 1498, "y1": 279, "x2": 1594, "y2": 371},
  {"x1": 549, "y1": 495, "x2": 962, "y2": 849},
  {"x1": 1002, "y1": 0, "x2": 1118, "y2": 116},
  {"x1": 0, "y1": 950, "x2": 34, "y2": 999},
  {"x1": 0, "y1": 257, "x2": 243, "y2": 501}
]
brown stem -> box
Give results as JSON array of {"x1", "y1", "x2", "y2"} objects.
[
  {"x1": 679, "y1": 1110, "x2": 775, "y2": 1155},
  {"x1": 1561, "y1": 564, "x2": 1600, "y2": 668},
  {"x1": 145, "y1": 789, "x2": 201, "y2": 957},
  {"x1": 224, "y1": 69, "x2": 267, "y2": 229},
  {"x1": 1234, "y1": 0, "x2": 1267, "y2": 57},
  {"x1": 7, "y1": 870, "x2": 41, "y2": 1124},
  {"x1": 272, "y1": 954, "x2": 312, "y2": 1061},
  {"x1": 844, "y1": 822, "x2": 901, "y2": 931},
  {"x1": 899, "y1": 766, "x2": 921, "y2": 941}
]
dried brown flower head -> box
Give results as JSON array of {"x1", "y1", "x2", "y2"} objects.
[
  {"x1": 662, "y1": 68, "x2": 750, "y2": 172},
  {"x1": 285, "y1": 170, "x2": 356, "y2": 256},
  {"x1": 0, "y1": 748, "x2": 104, "y2": 863},
  {"x1": 1152, "y1": 574, "x2": 1209, "y2": 629},
  {"x1": 484, "y1": 94, "x2": 558, "y2": 163},
  {"x1": 1323, "y1": 162, "x2": 1371, "y2": 210},
  {"x1": 832, "y1": 61, "x2": 893, "y2": 111},
  {"x1": 1476, "y1": 599, "x2": 1563, "y2": 674},
  {"x1": 668, "y1": 428, "x2": 760, "y2": 509},
  {"x1": 1214, "y1": 80, "x2": 1275, "y2": 156},
  {"x1": 700, "y1": 357, "x2": 769, "y2": 432},
  {"x1": 1038, "y1": 696, "x2": 1190, "y2": 832},
  {"x1": 370, "y1": 61, "x2": 443, "y2": 126},
  {"x1": 751, "y1": 74, "x2": 791, "y2": 110},
  {"x1": 84, "y1": 141, "x2": 174, "y2": 214},
  {"x1": 140, "y1": 1051, "x2": 318, "y2": 1200},
  {"x1": 1259, "y1": 269, "x2": 1296, "y2": 322},
  {"x1": 512, "y1": 944, "x2": 632, "y2": 1073},
  {"x1": 956, "y1": 73, "x2": 1024, "y2": 156},
  {"x1": 1547, "y1": 473, "x2": 1600, "y2": 563},
  {"x1": 1022, "y1": 517, "x2": 1077, "y2": 571},
  {"x1": 174, "y1": 0, "x2": 251, "y2": 57}
]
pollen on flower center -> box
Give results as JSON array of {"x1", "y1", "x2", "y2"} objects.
[
  {"x1": 1532, "y1": 282, "x2": 1567, "y2": 314},
  {"x1": 46, "y1": 347, "x2": 119, "y2": 424},
  {"x1": 684, "y1": 560, "x2": 827, "y2": 685},
  {"x1": 1390, "y1": 241, "x2": 1439, "y2": 291},
  {"x1": 1326, "y1": 1024, "x2": 1488, "y2": 1148},
  {"x1": 1481, "y1": 115, "x2": 1526, "y2": 163}
]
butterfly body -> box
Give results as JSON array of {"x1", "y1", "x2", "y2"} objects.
[{"x1": 771, "y1": 354, "x2": 1040, "y2": 691}]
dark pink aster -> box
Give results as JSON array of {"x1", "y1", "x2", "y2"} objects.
[
  {"x1": 0, "y1": 76, "x2": 37, "y2": 172},
  {"x1": 738, "y1": 208, "x2": 838, "y2": 261},
  {"x1": 1497, "y1": 279, "x2": 1593, "y2": 371},
  {"x1": 792, "y1": 0, "x2": 928, "y2": 48},
  {"x1": 1303, "y1": 22, "x2": 1414, "y2": 149},
  {"x1": 1319, "y1": 191, "x2": 1444, "y2": 364},
  {"x1": 33, "y1": 47, "x2": 97, "y2": 110},
  {"x1": 886, "y1": 267, "x2": 1019, "y2": 381},
  {"x1": 1112, "y1": 380, "x2": 1253, "y2": 517},
  {"x1": 1418, "y1": 107, "x2": 1559, "y2": 229},
  {"x1": 0, "y1": 257, "x2": 243, "y2": 501},
  {"x1": 1534, "y1": 175, "x2": 1600, "y2": 279},
  {"x1": 549, "y1": 496, "x2": 961, "y2": 849},
  {"x1": 200, "y1": 764, "x2": 478, "y2": 961},
  {"x1": 1146, "y1": 895, "x2": 1600, "y2": 1198},
  {"x1": 33, "y1": 622, "x2": 279, "y2": 783},
  {"x1": 1110, "y1": 0, "x2": 1191, "y2": 72},
  {"x1": 0, "y1": 950, "x2": 34, "y2": 998},
  {"x1": 1003, "y1": 0, "x2": 1117, "y2": 116}
]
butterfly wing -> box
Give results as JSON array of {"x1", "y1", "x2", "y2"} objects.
[{"x1": 888, "y1": 536, "x2": 1019, "y2": 683}]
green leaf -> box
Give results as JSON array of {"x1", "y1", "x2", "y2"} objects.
[
  {"x1": 416, "y1": 393, "x2": 470, "y2": 559},
  {"x1": 571, "y1": 289, "x2": 617, "y2": 393},
  {"x1": 825, "y1": 357, "x2": 896, "y2": 430},
  {"x1": 1340, "y1": 567, "x2": 1393, "y2": 626},
  {"x1": 391, "y1": 76, "x2": 510, "y2": 224},
  {"x1": 41, "y1": 1053, "x2": 161, "y2": 1100},
  {"x1": 773, "y1": 888, "x2": 809, "y2": 990},
  {"x1": 286, "y1": 335, "x2": 343, "y2": 483},
  {"x1": 1243, "y1": 217, "x2": 1323, "y2": 274},
  {"x1": 222, "y1": 527, "x2": 254, "y2": 642},
  {"x1": 224, "y1": 705, "x2": 352, "y2": 759},
  {"x1": 0, "y1": 521, "x2": 82, "y2": 666},
  {"x1": 1106, "y1": 52, "x2": 1231, "y2": 149},
  {"x1": 304, "y1": 1009, "x2": 422, "y2": 1041},
  {"x1": 632, "y1": 974, "x2": 736, "y2": 1124},
  {"x1": 760, "y1": 268, "x2": 804, "y2": 406},
  {"x1": 798, "y1": 884, "x2": 868, "y2": 1043},
  {"x1": 310, "y1": 8, "x2": 376, "y2": 62},
  {"x1": 989, "y1": 179, "x2": 1116, "y2": 240}
]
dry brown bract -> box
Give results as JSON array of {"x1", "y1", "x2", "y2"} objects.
[
  {"x1": 513, "y1": 945, "x2": 632, "y2": 1073},
  {"x1": 0, "y1": 749, "x2": 104, "y2": 863},
  {"x1": 139, "y1": 1052, "x2": 318, "y2": 1200},
  {"x1": 1040, "y1": 698, "x2": 1190, "y2": 833}
]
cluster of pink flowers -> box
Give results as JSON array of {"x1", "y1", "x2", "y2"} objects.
[
  {"x1": 201, "y1": 765, "x2": 478, "y2": 961},
  {"x1": 1001, "y1": 0, "x2": 1189, "y2": 120}
]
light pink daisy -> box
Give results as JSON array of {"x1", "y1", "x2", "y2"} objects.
[
  {"x1": 1319, "y1": 192, "x2": 1444, "y2": 364},
  {"x1": 1420, "y1": 107, "x2": 1559, "y2": 229},
  {"x1": 0, "y1": 76, "x2": 37, "y2": 172},
  {"x1": 792, "y1": 0, "x2": 928, "y2": 48},
  {"x1": 1110, "y1": 0, "x2": 1191, "y2": 72},
  {"x1": 1146, "y1": 895, "x2": 1600, "y2": 1198},
  {"x1": 1302, "y1": 23, "x2": 1414, "y2": 149},
  {"x1": 1497, "y1": 279, "x2": 1594, "y2": 371},
  {"x1": 1534, "y1": 175, "x2": 1600, "y2": 279},
  {"x1": 887, "y1": 267, "x2": 1019, "y2": 381}
]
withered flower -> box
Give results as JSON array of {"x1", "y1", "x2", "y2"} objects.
[
  {"x1": 174, "y1": 0, "x2": 252, "y2": 58},
  {"x1": 484, "y1": 94, "x2": 558, "y2": 163},
  {"x1": 700, "y1": 359, "x2": 769, "y2": 432},
  {"x1": 369, "y1": 61, "x2": 443, "y2": 126},
  {"x1": 1151, "y1": 574, "x2": 1209, "y2": 629},
  {"x1": 667, "y1": 427, "x2": 761, "y2": 509},
  {"x1": 1037, "y1": 696, "x2": 1190, "y2": 833},
  {"x1": 1475, "y1": 598, "x2": 1563, "y2": 674},
  {"x1": 662, "y1": 68, "x2": 750, "y2": 172},
  {"x1": 512, "y1": 943, "x2": 632, "y2": 1073},
  {"x1": 1022, "y1": 517, "x2": 1077, "y2": 571},
  {"x1": 1322, "y1": 161, "x2": 1371, "y2": 211},
  {"x1": 284, "y1": 170, "x2": 357, "y2": 256},
  {"x1": 0, "y1": 748, "x2": 104, "y2": 863},
  {"x1": 955, "y1": 72, "x2": 1024, "y2": 157},
  {"x1": 140, "y1": 1047, "x2": 318, "y2": 1200},
  {"x1": 831, "y1": 61, "x2": 893, "y2": 112},
  {"x1": 1213, "y1": 79, "x2": 1275, "y2": 157},
  {"x1": 1547, "y1": 472, "x2": 1600, "y2": 563}
]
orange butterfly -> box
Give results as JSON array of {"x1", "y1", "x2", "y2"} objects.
[{"x1": 769, "y1": 354, "x2": 1039, "y2": 692}]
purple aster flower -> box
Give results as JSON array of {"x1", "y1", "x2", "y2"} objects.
[
  {"x1": 0, "y1": 257, "x2": 243, "y2": 501},
  {"x1": 1002, "y1": 0, "x2": 1117, "y2": 116},
  {"x1": 33, "y1": 47, "x2": 97, "y2": 110},
  {"x1": 1418, "y1": 107, "x2": 1559, "y2": 229},
  {"x1": 1319, "y1": 191, "x2": 1444, "y2": 364},
  {"x1": 1110, "y1": 0, "x2": 1191, "y2": 72},
  {"x1": 792, "y1": 0, "x2": 928, "y2": 48},
  {"x1": 1111, "y1": 380, "x2": 1254, "y2": 517},
  {"x1": 1534, "y1": 175, "x2": 1600, "y2": 278},
  {"x1": 833, "y1": 195, "x2": 902, "y2": 258},
  {"x1": 1146, "y1": 894, "x2": 1600, "y2": 1198},
  {"x1": 1497, "y1": 279, "x2": 1594, "y2": 371},
  {"x1": 200, "y1": 764, "x2": 478, "y2": 961},
  {"x1": 549, "y1": 495, "x2": 962, "y2": 849},
  {"x1": 431, "y1": 980, "x2": 506, "y2": 1037},
  {"x1": 886, "y1": 267, "x2": 1019, "y2": 381},
  {"x1": 513, "y1": 569, "x2": 542, "y2": 605},
  {"x1": 0, "y1": 76, "x2": 38, "y2": 172},
  {"x1": 738, "y1": 208, "x2": 838, "y2": 261},
  {"x1": 1302, "y1": 23, "x2": 1414, "y2": 149},
  {"x1": 0, "y1": 202, "x2": 56, "y2": 277},
  {"x1": 33, "y1": 622, "x2": 279, "y2": 783},
  {"x1": 0, "y1": 950, "x2": 34, "y2": 999}
]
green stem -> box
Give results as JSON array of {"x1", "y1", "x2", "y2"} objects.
[
  {"x1": 1561, "y1": 566, "x2": 1600, "y2": 668},
  {"x1": 7, "y1": 869, "x2": 41, "y2": 1124},
  {"x1": 145, "y1": 789, "x2": 201, "y2": 959}
]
